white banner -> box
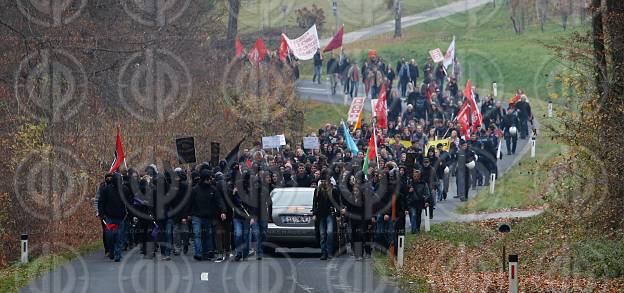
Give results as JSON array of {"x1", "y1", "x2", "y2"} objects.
[
  {"x1": 282, "y1": 25, "x2": 320, "y2": 61},
  {"x1": 429, "y1": 48, "x2": 444, "y2": 63},
  {"x1": 347, "y1": 97, "x2": 366, "y2": 124},
  {"x1": 443, "y1": 36, "x2": 455, "y2": 69},
  {"x1": 371, "y1": 99, "x2": 378, "y2": 117},
  {"x1": 303, "y1": 137, "x2": 320, "y2": 150},
  {"x1": 262, "y1": 135, "x2": 286, "y2": 149}
]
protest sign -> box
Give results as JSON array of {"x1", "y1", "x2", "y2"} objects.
[
  {"x1": 347, "y1": 97, "x2": 366, "y2": 124},
  {"x1": 303, "y1": 137, "x2": 320, "y2": 150},
  {"x1": 282, "y1": 25, "x2": 320, "y2": 60},
  {"x1": 429, "y1": 48, "x2": 444, "y2": 63}
]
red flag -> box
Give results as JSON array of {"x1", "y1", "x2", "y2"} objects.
[
  {"x1": 508, "y1": 94, "x2": 521, "y2": 107},
  {"x1": 464, "y1": 80, "x2": 482, "y2": 132},
  {"x1": 278, "y1": 35, "x2": 288, "y2": 62},
  {"x1": 109, "y1": 126, "x2": 125, "y2": 173},
  {"x1": 456, "y1": 103, "x2": 471, "y2": 138},
  {"x1": 367, "y1": 134, "x2": 377, "y2": 161},
  {"x1": 375, "y1": 83, "x2": 388, "y2": 129},
  {"x1": 323, "y1": 25, "x2": 344, "y2": 53},
  {"x1": 247, "y1": 37, "x2": 267, "y2": 64},
  {"x1": 235, "y1": 37, "x2": 244, "y2": 58},
  {"x1": 255, "y1": 37, "x2": 267, "y2": 61}
]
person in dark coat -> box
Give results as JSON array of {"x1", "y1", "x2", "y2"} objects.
[
  {"x1": 404, "y1": 168, "x2": 431, "y2": 233},
  {"x1": 231, "y1": 169, "x2": 254, "y2": 261},
  {"x1": 313, "y1": 169, "x2": 340, "y2": 260},
  {"x1": 514, "y1": 95, "x2": 532, "y2": 139},
  {"x1": 312, "y1": 48, "x2": 323, "y2": 84},
  {"x1": 501, "y1": 108, "x2": 520, "y2": 155},
  {"x1": 98, "y1": 173, "x2": 129, "y2": 262},
  {"x1": 455, "y1": 140, "x2": 474, "y2": 201},
  {"x1": 251, "y1": 170, "x2": 273, "y2": 259},
  {"x1": 190, "y1": 169, "x2": 227, "y2": 261}
]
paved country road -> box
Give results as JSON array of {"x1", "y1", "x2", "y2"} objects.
[{"x1": 22, "y1": 1, "x2": 535, "y2": 292}]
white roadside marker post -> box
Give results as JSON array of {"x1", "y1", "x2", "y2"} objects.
[
  {"x1": 548, "y1": 101, "x2": 553, "y2": 118},
  {"x1": 397, "y1": 235, "x2": 404, "y2": 268},
  {"x1": 508, "y1": 254, "x2": 519, "y2": 293},
  {"x1": 20, "y1": 234, "x2": 28, "y2": 264},
  {"x1": 490, "y1": 173, "x2": 496, "y2": 194},
  {"x1": 424, "y1": 208, "x2": 430, "y2": 232},
  {"x1": 531, "y1": 137, "x2": 536, "y2": 158},
  {"x1": 493, "y1": 81, "x2": 497, "y2": 97}
]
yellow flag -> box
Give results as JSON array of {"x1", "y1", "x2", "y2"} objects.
[{"x1": 354, "y1": 111, "x2": 363, "y2": 129}]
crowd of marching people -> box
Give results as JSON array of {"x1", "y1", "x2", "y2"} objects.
[{"x1": 96, "y1": 50, "x2": 533, "y2": 263}]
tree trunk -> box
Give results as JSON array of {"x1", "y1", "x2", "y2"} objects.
[
  {"x1": 602, "y1": 0, "x2": 624, "y2": 201},
  {"x1": 591, "y1": 0, "x2": 607, "y2": 99},
  {"x1": 394, "y1": 0, "x2": 402, "y2": 38},
  {"x1": 606, "y1": 0, "x2": 624, "y2": 96},
  {"x1": 227, "y1": 0, "x2": 240, "y2": 56}
]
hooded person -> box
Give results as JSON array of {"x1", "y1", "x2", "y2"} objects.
[
  {"x1": 312, "y1": 169, "x2": 340, "y2": 260},
  {"x1": 454, "y1": 139, "x2": 474, "y2": 201},
  {"x1": 190, "y1": 169, "x2": 227, "y2": 261},
  {"x1": 98, "y1": 173, "x2": 130, "y2": 262}
]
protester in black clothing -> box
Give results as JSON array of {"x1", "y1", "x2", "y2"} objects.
[
  {"x1": 408, "y1": 59, "x2": 419, "y2": 86},
  {"x1": 313, "y1": 48, "x2": 323, "y2": 84},
  {"x1": 501, "y1": 108, "x2": 520, "y2": 155},
  {"x1": 514, "y1": 96, "x2": 532, "y2": 139},
  {"x1": 404, "y1": 168, "x2": 430, "y2": 234},
  {"x1": 313, "y1": 170, "x2": 340, "y2": 260},
  {"x1": 190, "y1": 169, "x2": 227, "y2": 261},
  {"x1": 98, "y1": 173, "x2": 129, "y2": 262}
]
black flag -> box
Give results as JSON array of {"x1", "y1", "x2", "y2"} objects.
[{"x1": 224, "y1": 137, "x2": 245, "y2": 169}]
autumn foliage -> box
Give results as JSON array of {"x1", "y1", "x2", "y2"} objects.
[{"x1": 0, "y1": 1, "x2": 301, "y2": 268}]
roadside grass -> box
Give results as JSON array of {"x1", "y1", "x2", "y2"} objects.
[
  {"x1": 0, "y1": 241, "x2": 101, "y2": 293},
  {"x1": 237, "y1": 0, "x2": 460, "y2": 35},
  {"x1": 302, "y1": 99, "x2": 371, "y2": 133},
  {"x1": 457, "y1": 99, "x2": 568, "y2": 214},
  {"x1": 372, "y1": 251, "x2": 430, "y2": 293},
  {"x1": 408, "y1": 221, "x2": 496, "y2": 248}
]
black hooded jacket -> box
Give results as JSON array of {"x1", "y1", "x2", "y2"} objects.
[
  {"x1": 98, "y1": 173, "x2": 129, "y2": 219},
  {"x1": 190, "y1": 175, "x2": 226, "y2": 219}
]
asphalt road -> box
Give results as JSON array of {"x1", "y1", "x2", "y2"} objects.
[
  {"x1": 22, "y1": 1, "x2": 530, "y2": 292},
  {"x1": 23, "y1": 247, "x2": 403, "y2": 293}
]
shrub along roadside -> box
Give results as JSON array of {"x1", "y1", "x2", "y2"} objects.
[{"x1": 0, "y1": 241, "x2": 101, "y2": 293}]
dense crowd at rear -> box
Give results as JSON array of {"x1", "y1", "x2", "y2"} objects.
[{"x1": 96, "y1": 49, "x2": 534, "y2": 263}]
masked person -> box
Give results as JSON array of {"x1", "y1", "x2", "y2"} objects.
[
  {"x1": 252, "y1": 170, "x2": 274, "y2": 260},
  {"x1": 313, "y1": 169, "x2": 339, "y2": 260},
  {"x1": 171, "y1": 168, "x2": 192, "y2": 256},
  {"x1": 94, "y1": 173, "x2": 114, "y2": 258},
  {"x1": 98, "y1": 173, "x2": 130, "y2": 262},
  {"x1": 502, "y1": 108, "x2": 520, "y2": 155},
  {"x1": 190, "y1": 169, "x2": 227, "y2": 261},
  {"x1": 404, "y1": 168, "x2": 431, "y2": 234},
  {"x1": 232, "y1": 170, "x2": 254, "y2": 261},
  {"x1": 455, "y1": 139, "x2": 475, "y2": 201}
]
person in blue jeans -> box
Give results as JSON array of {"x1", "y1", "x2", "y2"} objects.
[
  {"x1": 191, "y1": 216, "x2": 214, "y2": 260},
  {"x1": 252, "y1": 171, "x2": 273, "y2": 260},
  {"x1": 189, "y1": 170, "x2": 226, "y2": 261},
  {"x1": 312, "y1": 173, "x2": 338, "y2": 260},
  {"x1": 231, "y1": 171, "x2": 256, "y2": 261},
  {"x1": 233, "y1": 217, "x2": 250, "y2": 260},
  {"x1": 312, "y1": 48, "x2": 323, "y2": 84},
  {"x1": 98, "y1": 173, "x2": 130, "y2": 262}
]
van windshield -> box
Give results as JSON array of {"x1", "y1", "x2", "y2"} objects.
[{"x1": 271, "y1": 189, "x2": 314, "y2": 207}]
